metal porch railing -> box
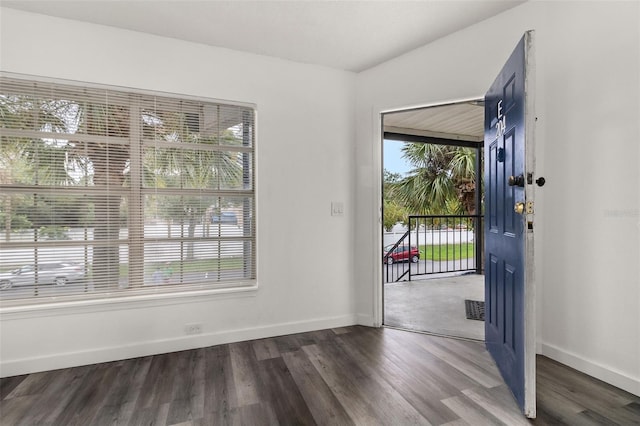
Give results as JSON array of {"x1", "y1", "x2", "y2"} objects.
[{"x1": 383, "y1": 215, "x2": 483, "y2": 283}]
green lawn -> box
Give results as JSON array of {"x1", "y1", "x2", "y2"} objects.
[
  {"x1": 420, "y1": 243, "x2": 475, "y2": 261},
  {"x1": 115, "y1": 257, "x2": 244, "y2": 277},
  {"x1": 147, "y1": 257, "x2": 244, "y2": 274}
]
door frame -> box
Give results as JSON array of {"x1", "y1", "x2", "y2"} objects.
[{"x1": 374, "y1": 96, "x2": 485, "y2": 327}]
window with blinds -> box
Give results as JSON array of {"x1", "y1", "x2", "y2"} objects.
[{"x1": 0, "y1": 75, "x2": 256, "y2": 306}]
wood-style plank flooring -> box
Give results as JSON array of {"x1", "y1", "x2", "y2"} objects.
[{"x1": 1, "y1": 326, "x2": 639, "y2": 425}]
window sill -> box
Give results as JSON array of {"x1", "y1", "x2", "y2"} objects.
[{"x1": 0, "y1": 281, "x2": 259, "y2": 320}]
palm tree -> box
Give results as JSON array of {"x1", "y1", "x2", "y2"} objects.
[
  {"x1": 393, "y1": 143, "x2": 477, "y2": 215},
  {"x1": 71, "y1": 102, "x2": 130, "y2": 287}
]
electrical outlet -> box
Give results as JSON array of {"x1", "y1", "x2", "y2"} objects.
[{"x1": 184, "y1": 323, "x2": 203, "y2": 335}]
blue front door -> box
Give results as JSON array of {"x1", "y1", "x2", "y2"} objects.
[{"x1": 484, "y1": 32, "x2": 536, "y2": 418}]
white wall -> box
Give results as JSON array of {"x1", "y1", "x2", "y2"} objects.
[
  {"x1": 0, "y1": 8, "x2": 357, "y2": 376},
  {"x1": 355, "y1": 1, "x2": 640, "y2": 396}
]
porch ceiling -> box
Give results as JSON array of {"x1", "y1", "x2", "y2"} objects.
[{"x1": 383, "y1": 101, "x2": 484, "y2": 143}]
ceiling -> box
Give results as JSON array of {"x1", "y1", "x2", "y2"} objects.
[
  {"x1": 1, "y1": 0, "x2": 525, "y2": 73},
  {"x1": 2, "y1": 1, "x2": 511, "y2": 139}
]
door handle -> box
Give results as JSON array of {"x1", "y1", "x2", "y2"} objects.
[
  {"x1": 508, "y1": 174, "x2": 525, "y2": 187},
  {"x1": 514, "y1": 202, "x2": 525, "y2": 214}
]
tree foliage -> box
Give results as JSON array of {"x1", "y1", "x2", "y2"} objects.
[
  {"x1": 391, "y1": 143, "x2": 477, "y2": 216},
  {"x1": 1, "y1": 90, "x2": 244, "y2": 283},
  {"x1": 382, "y1": 169, "x2": 409, "y2": 231}
]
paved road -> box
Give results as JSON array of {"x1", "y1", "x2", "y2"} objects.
[{"x1": 0, "y1": 269, "x2": 246, "y2": 301}]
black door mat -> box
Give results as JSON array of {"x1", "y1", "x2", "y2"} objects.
[{"x1": 465, "y1": 300, "x2": 485, "y2": 321}]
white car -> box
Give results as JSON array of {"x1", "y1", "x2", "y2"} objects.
[{"x1": 0, "y1": 262, "x2": 86, "y2": 290}]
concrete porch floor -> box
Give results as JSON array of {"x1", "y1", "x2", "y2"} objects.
[{"x1": 384, "y1": 273, "x2": 485, "y2": 341}]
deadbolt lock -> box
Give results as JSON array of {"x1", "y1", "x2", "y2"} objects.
[
  {"x1": 508, "y1": 174, "x2": 525, "y2": 187},
  {"x1": 514, "y1": 202, "x2": 525, "y2": 214}
]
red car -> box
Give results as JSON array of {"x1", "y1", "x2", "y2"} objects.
[{"x1": 384, "y1": 244, "x2": 420, "y2": 264}]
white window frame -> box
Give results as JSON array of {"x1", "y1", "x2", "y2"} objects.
[{"x1": 0, "y1": 73, "x2": 258, "y2": 311}]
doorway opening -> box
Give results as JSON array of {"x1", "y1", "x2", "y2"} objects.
[{"x1": 381, "y1": 100, "x2": 485, "y2": 341}]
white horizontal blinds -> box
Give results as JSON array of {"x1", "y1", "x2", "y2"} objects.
[
  {"x1": 0, "y1": 76, "x2": 255, "y2": 305},
  {"x1": 142, "y1": 97, "x2": 255, "y2": 290}
]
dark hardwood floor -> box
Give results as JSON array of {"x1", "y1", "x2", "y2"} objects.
[{"x1": 1, "y1": 326, "x2": 639, "y2": 425}]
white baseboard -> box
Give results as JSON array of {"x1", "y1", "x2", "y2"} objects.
[
  {"x1": 541, "y1": 342, "x2": 640, "y2": 397},
  {"x1": 356, "y1": 313, "x2": 375, "y2": 327},
  {"x1": 0, "y1": 314, "x2": 358, "y2": 378}
]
